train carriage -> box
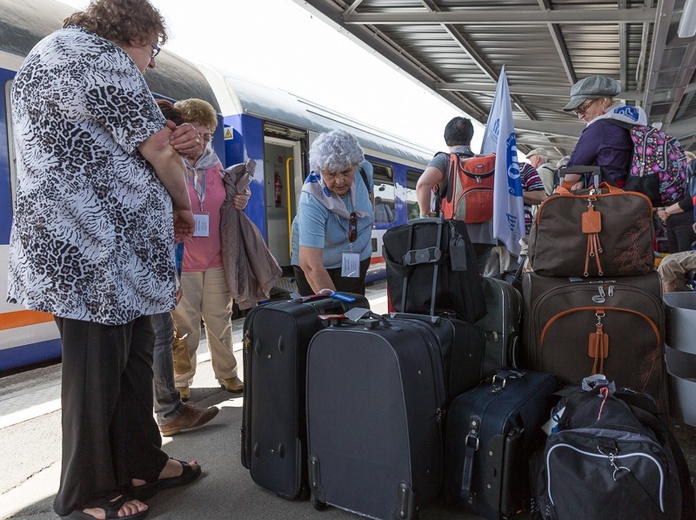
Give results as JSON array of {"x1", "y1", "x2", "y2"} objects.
[
  {"x1": 202, "y1": 68, "x2": 434, "y2": 280},
  {"x1": 0, "y1": 0, "x2": 433, "y2": 372}
]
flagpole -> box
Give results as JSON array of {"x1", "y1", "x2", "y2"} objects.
[{"x1": 480, "y1": 65, "x2": 526, "y2": 257}]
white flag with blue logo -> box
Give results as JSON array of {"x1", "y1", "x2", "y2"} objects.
[{"x1": 480, "y1": 65, "x2": 525, "y2": 256}]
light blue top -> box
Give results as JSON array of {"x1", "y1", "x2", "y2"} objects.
[{"x1": 291, "y1": 161, "x2": 375, "y2": 269}]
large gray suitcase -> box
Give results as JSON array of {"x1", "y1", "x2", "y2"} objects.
[
  {"x1": 240, "y1": 293, "x2": 369, "y2": 500},
  {"x1": 306, "y1": 316, "x2": 446, "y2": 519}
]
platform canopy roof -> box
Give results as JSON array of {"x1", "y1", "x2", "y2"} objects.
[{"x1": 292, "y1": 0, "x2": 696, "y2": 165}]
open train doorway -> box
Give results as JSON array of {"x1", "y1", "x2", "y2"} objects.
[{"x1": 263, "y1": 136, "x2": 303, "y2": 272}]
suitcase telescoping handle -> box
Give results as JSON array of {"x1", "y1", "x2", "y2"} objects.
[
  {"x1": 491, "y1": 369, "x2": 524, "y2": 390},
  {"x1": 557, "y1": 165, "x2": 618, "y2": 191},
  {"x1": 400, "y1": 218, "x2": 443, "y2": 316}
]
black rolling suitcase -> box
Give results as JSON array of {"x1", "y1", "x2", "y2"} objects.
[
  {"x1": 306, "y1": 315, "x2": 446, "y2": 520},
  {"x1": 240, "y1": 292, "x2": 369, "y2": 500},
  {"x1": 389, "y1": 231, "x2": 487, "y2": 402},
  {"x1": 477, "y1": 276, "x2": 522, "y2": 378},
  {"x1": 444, "y1": 369, "x2": 558, "y2": 520},
  {"x1": 521, "y1": 270, "x2": 666, "y2": 406},
  {"x1": 391, "y1": 312, "x2": 485, "y2": 403},
  {"x1": 383, "y1": 217, "x2": 486, "y2": 322}
]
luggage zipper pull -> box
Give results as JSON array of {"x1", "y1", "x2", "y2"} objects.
[
  {"x1": 588, "y1": 311, "x2": 609, "y2": 375},
  {"x1": 592, "y1": 286, "x2": 606, "y2": 303},
  {"x1": 597, "y1": 447, "x2": 631, "y2": 481},
  {"x1": 582, "y1": 200, "x2": 603, "y2": 276},
  {"x1": 243, "y1": 330, "x2": 252, "y2": 354},
  {"x1": 608, "y1": 285, "x2": 614, "y2": 297}
]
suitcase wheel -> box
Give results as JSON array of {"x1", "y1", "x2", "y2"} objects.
[{"x1": 310, "y1": 494, "x2": 327, "y2": 511}]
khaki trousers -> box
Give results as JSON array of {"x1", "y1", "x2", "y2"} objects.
[
  {"x1": 658, "y1": 251, "x2": 696, "y2": 292},
  {"x1": 172, "y1": 266, "x2": 238, "y2": 385}
]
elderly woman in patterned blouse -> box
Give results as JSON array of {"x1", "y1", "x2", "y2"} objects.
[{"x1": 7, "y1": 1, "x2": 205, "y2": 518}]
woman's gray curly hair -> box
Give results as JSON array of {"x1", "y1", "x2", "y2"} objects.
[{"x1": 309, "y1": 130, "x2": 364, "y2": 173}]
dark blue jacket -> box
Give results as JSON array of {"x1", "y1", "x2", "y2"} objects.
[{"x1": 567, "y1": 119, "x2": 632, "y2": 185}]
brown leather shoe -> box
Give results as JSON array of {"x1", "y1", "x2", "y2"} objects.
[
  {"x1": 159, "y1": 403, "x2": 219, "y2": 437},
  {"x1": 220, "y1": 376, "x2": 244, "y2": 393}
]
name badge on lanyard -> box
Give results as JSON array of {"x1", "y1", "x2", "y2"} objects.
[
  {"x1": 193, "y1": 213, "x2": 210, "y2": 237},
  {"x1": 189, "y1": 169, "x2": 209, "y2": 237},
  {"x1": 341, "y1": 211, "x2": 360, "y2": 277},
  {"x1": 341, "y1": 252, "x2": 360, "y2": 277}
]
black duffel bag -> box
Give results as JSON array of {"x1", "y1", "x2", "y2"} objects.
[
  {"x1": 530, "y1": 375, "x2": 695, "y2": 520},
  {"x1": 382, "y1": 217, "x2": 486, "y2": 322}
]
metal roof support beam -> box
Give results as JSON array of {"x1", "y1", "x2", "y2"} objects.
[
  {"x1": 675, "y1": 90, "x2": 696, "y2": 121},
  {"x1": 642, "y1": 0, "x2": 676, "y2": 115},
  {"x1": 513, "y1": 119, "x2": 585, "y2": 137},
  {"x1": 417, "y1": 0, "x2": 536, "y2": 121},
  {"x1": 619, "y1": 0, "x2": 628, "y2": 90},
  {"x1": 437, "y1": 82, "x2": 644, "y2": 100},
  {"x1": 665, "y1": 42, "x2": 696, "y2": 124},
  {"x1": 536, "y1": 0, "x2": 576, "y2": 85},
  {"x1": 344, "y1": 0, "x2": 365, "y2": 17},
  {"x1": 289, "y1": 0, "x2": 489, "y2": 120},
  {"x1": 344, "y1": 9, "x2": 658, "y2": 25}
]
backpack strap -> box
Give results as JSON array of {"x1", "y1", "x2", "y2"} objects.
[
  {"x1": 357, "y1": 166, "x2": 371, "y2": 194},
  {"x1": 434, "y1": 150, "x2": 474, "y2": 203},
  {"x1": 446, "y1": 153, "x2": 458, "y2": 205},
  {"x1": 602, "y1": 118, "x2": 634, "y2": 132}
]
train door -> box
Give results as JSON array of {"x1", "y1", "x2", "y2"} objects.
[{"x1": 263, "y1": 136, "x2": 303, "y2": 271}]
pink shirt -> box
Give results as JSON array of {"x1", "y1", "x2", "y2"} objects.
[{"x1": 182, "y1": 162, "x2": 226, "y2": 272}]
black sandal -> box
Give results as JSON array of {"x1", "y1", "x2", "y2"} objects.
[
  {"x1": 61, "y1": 494, "x2": 149, "y2": 519},
  {"x1": 131, "y1": 459, "x2": 202, "y2": 500}
]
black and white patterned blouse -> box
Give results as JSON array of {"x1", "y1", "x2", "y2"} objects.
[{"x1": 7, "y1": 26, "x2": 177, "y2": 325}]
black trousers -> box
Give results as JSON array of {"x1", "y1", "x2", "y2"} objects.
[
  {"x1": 666, "y1": 210, "x2": 696, "y2": 253},
  {"x1": 293, "y1": 257, "x2": 371, "y2": 296},
  {"x1": 53, "y1": 315, "x2": 168, "y2": 516}
]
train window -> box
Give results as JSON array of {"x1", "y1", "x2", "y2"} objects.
[
  {"x1": 405, "y1": 169, "x2": 423, "y2": 220},
  {"x1": 5, "y1": 80, "x2": 17, "y2": 213},
  {"x1": 369, "y1": 162, "x2": 396, "y2": 223}
]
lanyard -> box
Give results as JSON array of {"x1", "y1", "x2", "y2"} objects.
[{"x1": 186, "y1": 169, "x2": 207, "y2": 211}]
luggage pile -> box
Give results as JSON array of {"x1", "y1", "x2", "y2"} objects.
[
  {"x1": 240, "y1": 207, "x2": 694, "y2": 519},
  {"x1": 525, "y1": 170, "x2": 665, "y2": 402},
  {"x1": 524, "y1": 171, "x2": 693, "y2": 519}
]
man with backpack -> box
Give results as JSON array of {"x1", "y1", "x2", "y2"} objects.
[{"x1": 416, "y1": 116, "x2": 496, "y2": 274}]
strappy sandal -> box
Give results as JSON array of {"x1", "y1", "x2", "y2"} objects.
[
  {"x1": 61, "y1": 494, "x2": 149, "y2": 519},
  {"x1": 131, "y1": 459, "x2": 202, "y2": 500}
]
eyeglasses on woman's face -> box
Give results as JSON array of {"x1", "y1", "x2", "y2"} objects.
[
  {"x1": 198, "y1": 132, "x2": 213, "y2": 142},
  {"x1": 574, "y1": 99, "x2": 596, "y2": 116},
  {"x1": 323, "y1": 167, "x2": 355, "y2": 180},
  {"x1": 150, "y1": 43, "x2": 161, "y2": 60}
]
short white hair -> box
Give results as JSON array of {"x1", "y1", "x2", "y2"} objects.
[{"x1": 309, "y1": 130, "x2": 364, "y2": 173}]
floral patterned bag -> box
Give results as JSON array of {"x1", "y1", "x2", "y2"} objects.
[{"x1": 619, "y1": 123, "x2": 688, "y2": 206}]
